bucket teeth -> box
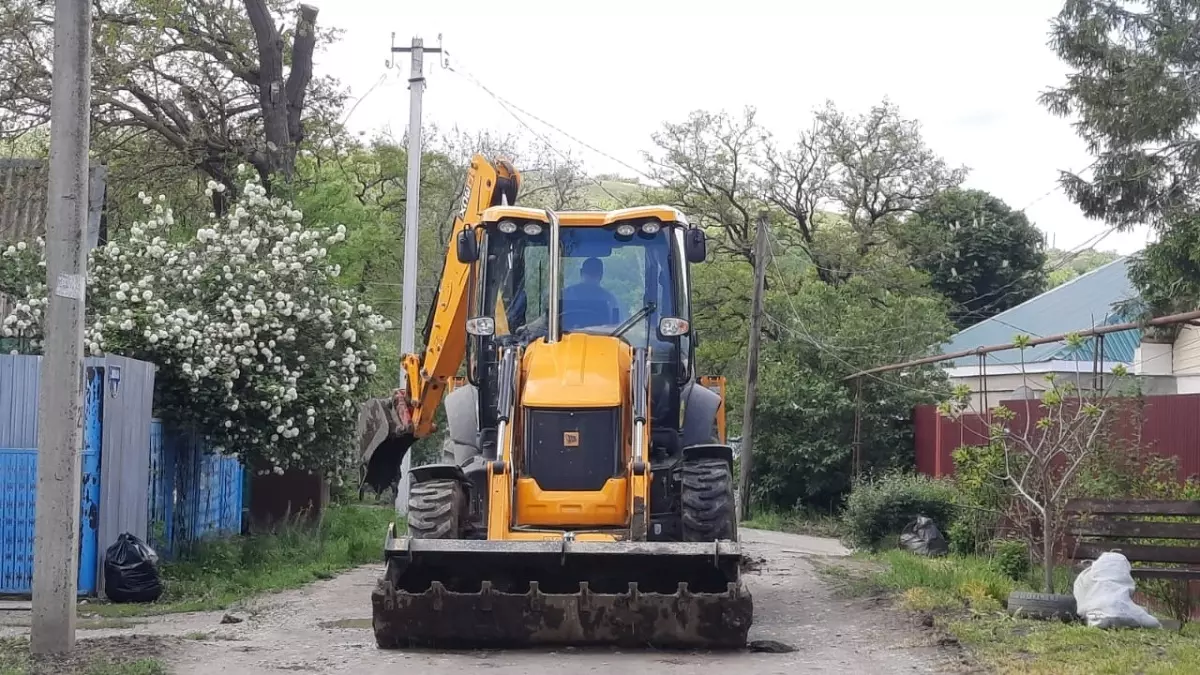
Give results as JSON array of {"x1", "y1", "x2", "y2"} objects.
[{"x1": 371, "y1": 576, "x2": 753, "y2": 650}]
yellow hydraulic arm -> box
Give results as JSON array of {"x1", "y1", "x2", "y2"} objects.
[
  {"x1": 357, "y1": 154, "x2": 520, "y2": 491},
  {"x1": 401, "y1": 154, "x2": 520, "y2": 435}
]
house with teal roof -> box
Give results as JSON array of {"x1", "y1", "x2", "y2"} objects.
[{"x1": 938, "y1": 255, "x2": 1186, "y2": 410}]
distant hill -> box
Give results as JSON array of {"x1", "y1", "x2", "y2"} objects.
[
  {"x1": 1044, "y1": 247, "x2": 1122, "y2": 288},
  {"x1": 583, "y1": 179, "x2": 645, "y2": 206}
]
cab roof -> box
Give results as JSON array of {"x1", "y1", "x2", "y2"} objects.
[{"x1": 479, "y1": 205, "x2": 689, "y2": 227}]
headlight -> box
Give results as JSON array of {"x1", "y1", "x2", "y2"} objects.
[
  {"x1": 523, "y1": 222, "x2": 543, "y2": 236},
  {"x1": 658, "y1": 317, "x2": 689, "y2": 337},
  {"x1": 466, "y1": 317, "x2": 495, "y2": 336},
  {"x1": 641, "y1": 221, "x2": 661, "y2": 235},
  {"x1": 616, "y1": 223, "x2": 636, "y2": 237},
  {"x1": 497, "y1": 220, "x2": 518, "y2": 234}
]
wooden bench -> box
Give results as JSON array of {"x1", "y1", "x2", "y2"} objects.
[{"x1": 1066, "y1": 499, "x2": 1200, "y2": 581}]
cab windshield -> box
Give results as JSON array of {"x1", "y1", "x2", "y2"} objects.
[{"x1": 480, "y1": 225, "x2": 679, "y2": 360}]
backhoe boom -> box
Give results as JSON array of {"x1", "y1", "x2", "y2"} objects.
[{"x1": 358, "y1": 154, "x2": 520, "y2": 492}]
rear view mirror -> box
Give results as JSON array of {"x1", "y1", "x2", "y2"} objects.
[
  {"x1": 457, "y1": 229, "x2": 479, "y2": 263},
  {"x1": 684, "y1": 227, "x2": 706, "y2": 263}
]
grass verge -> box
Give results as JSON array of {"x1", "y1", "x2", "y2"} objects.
[
  {"x1": 820, "y1": 550, "x2": 1200, "y2": 674},
  {"x1": 741, "y1": 507, "x2": 842, "y2": 539},
  {"x1": 87, "y1": 503, "x2": 394, "y2": 618},
  {"x1": 0, "y1": 637, "x2": 167, "y2": 675}
]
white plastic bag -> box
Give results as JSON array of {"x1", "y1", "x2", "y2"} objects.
[{"x1": 1072, "y1": 551, "x2": 1161, "y2": 629}]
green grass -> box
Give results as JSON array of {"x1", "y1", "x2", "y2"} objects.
[
  {"x1": 822, "y1": 550, "x2": 1200, "y2": 674},
  {"x1": 0, "y1": 638, "x2": 166, "y2": 675},
  {"x1": 741, "y1": 507, "x2": 842, "y2": 539},
  {"x1": 87, "y1": 503, "x2": 395, "y2": 618}
]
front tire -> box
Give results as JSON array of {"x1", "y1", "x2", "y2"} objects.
[
  {"x1": 681, "y1": 457, "x2": 737, "y2": 541},
  {"x1": 406, "y1": 478, "x2": 465, "y2": 539}
]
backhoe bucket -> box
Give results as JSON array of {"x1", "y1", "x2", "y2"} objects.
[
  {"x1": 372, "y1": 525, "x2": 753, "y2": 649},
  {"x1": 357, "y1": 395, "x2": 414, "y2": 494}
]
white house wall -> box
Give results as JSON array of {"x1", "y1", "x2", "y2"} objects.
[
  {"x1": 1172, "y1": 325, "x2": 1200, "y2": 375},
  {"x1": 944, "y1": 360, "x2": 1132, "y2": 413}
]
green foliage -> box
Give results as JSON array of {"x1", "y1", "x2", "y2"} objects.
[
  {"x1": 741, "y1": 507, "x2": 842, "y2": 539},
  {"x1": 904, "y1": 188, "x2": 1048, "y2": 329},
  {"x1": 870, "y1": 549, "x2": 1016, "y2": 613},
  {"x1": 710, "y1": 259, "x2": 954, "y2": 509},
  {"x1": 3, "y1": 175, "x2": 392, "y2": 478},
  {"x1": 837, "y1": 551, "x2": 1200, "y2": 675},
  {"x1": 841, "y1": 472, "x2": 961, "y2": 551},
  {"x1": 948, "y1": 443, "x2": 1011, "y2": 554},
  {"x1": 990, "y1": 538, "x2": 1032, "y2": 582},
  {"x1": 1043, "y1": 1, "x2": 1200, "y2": 315}
]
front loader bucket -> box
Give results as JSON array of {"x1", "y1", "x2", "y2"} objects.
[
  {"x1": 372, "y1": 527, "x2": 752, "y2": 649},
  {"x1": 357, "y1": 395, "x2": 414, "y2": 494}
]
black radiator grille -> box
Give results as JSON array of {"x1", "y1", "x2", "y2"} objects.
[{"x1": 524, "y1": 408, "x2": 622, "y2": 491}]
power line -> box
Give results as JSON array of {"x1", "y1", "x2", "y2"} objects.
[
  {"x1": 423, "y1": 52, "x2": 1132, "y2": 356},
  {"x1": 441, "y1": 54, "x2": 657, "y2": 186}
]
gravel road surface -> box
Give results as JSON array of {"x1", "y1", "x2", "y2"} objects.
[{"x1": 3, "y1": 529, "x2": 962, "y2": 674}]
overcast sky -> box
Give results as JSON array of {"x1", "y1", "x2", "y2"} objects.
[{"x1": 314, "y1": 0, "x2": 1151, "y2": 256}]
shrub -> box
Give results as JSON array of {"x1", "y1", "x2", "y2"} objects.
[
  {"x1": 948, "y1": 514, "x2": 988, "y2": 555},
  {"x1": 1, "y1": 170, "x2": 392, "y2": 479},
  {"x1": 948, "y1": 443, "x2": 1011, "y2": 555},
  {"x1": 990, "y1": 538, "x2": 1031, "y2": 582},
  {"x1": 842, "y1": 471, "x2": 960, "y2": 551}
]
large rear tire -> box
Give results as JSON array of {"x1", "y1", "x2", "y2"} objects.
[
  {"x1": 681, "y1": 457, "x2": 736, "y2": 542},
  {"x1": 407, "y1": 478, "x2": 465, "y2": 539}
]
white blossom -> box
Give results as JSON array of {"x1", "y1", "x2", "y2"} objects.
[{"x1": 0, "y1": 172, "x2": 388, "y2": 479}]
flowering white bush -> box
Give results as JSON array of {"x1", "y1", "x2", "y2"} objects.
[{"x1": 1, "y1": 168, "x2": 392, "y2": 477}]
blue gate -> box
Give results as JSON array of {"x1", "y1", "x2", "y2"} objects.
[
  {"x1": 0, "y1": 362, "x2": 102, "y2": 595},
  {"x1": 148, "y1": 421, "x2": 244, "y2": 557}
]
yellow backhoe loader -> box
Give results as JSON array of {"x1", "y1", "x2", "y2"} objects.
[{"x1": 357, "y1": 154, "x2": 751, "y2": 649}]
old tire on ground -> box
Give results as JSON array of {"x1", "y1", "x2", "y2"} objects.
[
  {"x1": 406, "y1": 478, "x2": 465, "y2": 539},
  {"x1": 681, "y1": 457, "x2": 737, "y2": 542},
  {"x1": 1006, "y1": 591, "x2": 1077, "y2": 621}
]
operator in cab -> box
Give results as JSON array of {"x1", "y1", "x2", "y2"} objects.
[{"x1": 562, "y1": 257, "x2": 622, "y2": 330}]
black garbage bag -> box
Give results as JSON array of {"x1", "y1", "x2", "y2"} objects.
[
  {"x1": 900, "y1": 516, "x2": 949, "y2": 556},
  {"x1": 103, "y1": 532, "x2": 163, "y2": 603}
]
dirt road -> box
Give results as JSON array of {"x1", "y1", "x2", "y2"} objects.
[{"x1": 11, "y1": 529, "x2": 960, "y2": 674}]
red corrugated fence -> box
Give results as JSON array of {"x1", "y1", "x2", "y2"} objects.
[{"x1": 914, "y1": 393, "x2": 1200, "y2": 480}]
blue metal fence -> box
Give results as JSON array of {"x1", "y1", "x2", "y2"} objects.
[
  {"x1": 148, "y1": 421, "x2": 244, "y2": 557},
  {"x1": 1, "y1": 353, "x2": 246, "y2": 596},
  {"x1": 0, "y1": 448, "x2": 37, "y2": 594},
  {"x1": 0, "y1": 366, "x2": 102, "y2": 595}
]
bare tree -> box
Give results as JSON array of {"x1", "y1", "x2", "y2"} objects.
[
  {"x1": 818, "y1": 100, "x2": 967, "y2": 258},
  {"x1": 646, "y1": 100, "x2": 966, "y2": 280},
  {"x1": 0, "y1": 0, "x2": 345, "y2": 211},
  {"x1": 941, "y1": 334, "x2": 1130, "y2": 594},
  {"x1": 243, "y1": 0, "x2": 318, "y2": 187},
  {"x1": 645, "y1": 107, "x2": 764, "y2": 265}
]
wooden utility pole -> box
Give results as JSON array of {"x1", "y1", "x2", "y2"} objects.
[
  {"x1": 32, "y1": 0, "x2": 92, "y2": 655},
  {"x1": 738, "y1": 210, "x2": 769, "y2": 520}
]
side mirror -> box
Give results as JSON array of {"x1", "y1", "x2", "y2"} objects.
[
  {"x1": 684, "y1": 227, "x2": 706, "y2": 264},
  {"x1": 456, "y1": 228, "x2": 479, "y2": 263}
]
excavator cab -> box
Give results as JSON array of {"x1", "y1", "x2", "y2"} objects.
[{"x1": 358, "y1": 155, "x2": 750, "y2": 650}]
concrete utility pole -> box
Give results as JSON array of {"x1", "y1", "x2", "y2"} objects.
[
  {"x1": 389, "y1": 34, "x2": 441, "y2": 515},
  {"x1": 738, "y1": 210, "x2": 769, "y2": 521},
  {"x1": 31, "y1": 0, "x2": 92, "y2": 655}
]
